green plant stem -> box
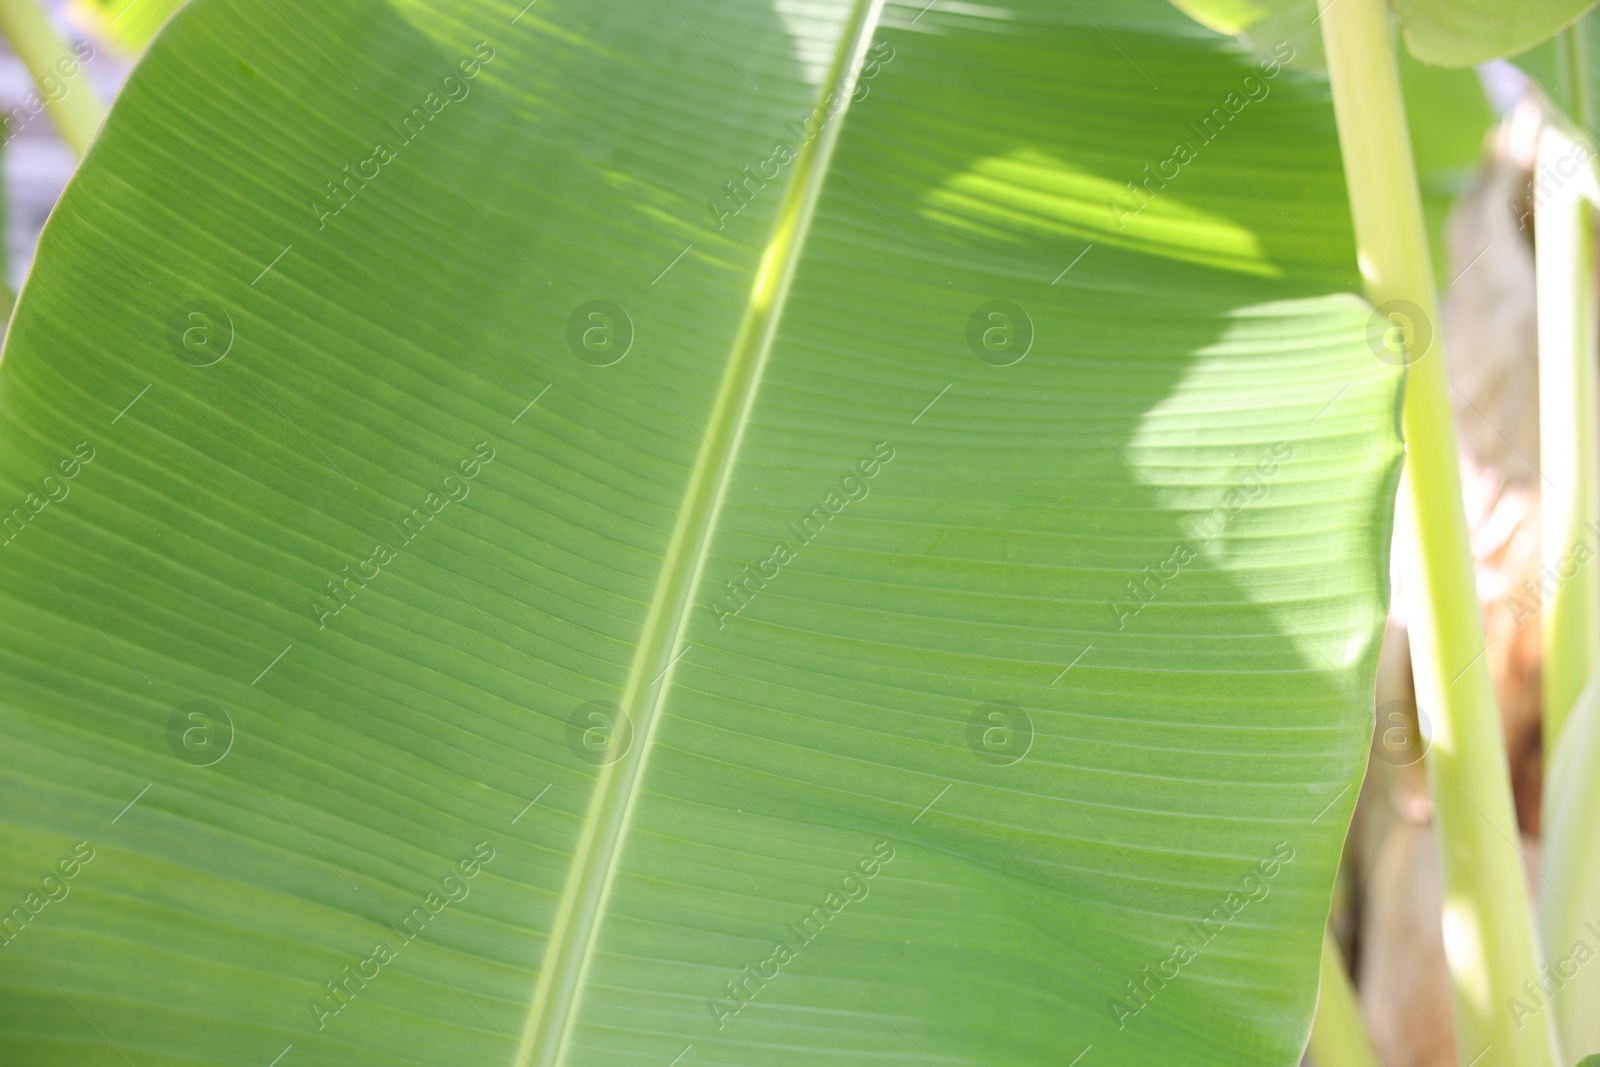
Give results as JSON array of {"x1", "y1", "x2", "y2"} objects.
[
  {"x1": 1543, "y1": 676, "x2": 1600, "y2": 1063},
  {"x1": 1319, "y1": 3, "x2": 1560, "y2": 1065},
  {"x1": 1562, "y1": 26, "x2": 1591, "y2": 128},
  {"x1": 1539, "y1": 39, "x2": 1600, "y2": 1067},
  {"x1": 0, "y1": 0, "x2": 101, "y2": 157},
  {"x1": 1534, "y1": 119, "x2": 1600, "y2": 760},
  {"x1": 1309, "y1": 928, "x2": 1381, "y2": 1067}
]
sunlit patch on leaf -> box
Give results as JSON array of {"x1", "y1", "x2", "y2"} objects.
[{"x1": 922, "y1": 148, "x2": 1276, "y2": 276}]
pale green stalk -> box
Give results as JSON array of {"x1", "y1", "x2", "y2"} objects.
[
  {"x1": 0, "y1": 0, "x2": 102, "y2": 157},
  {"x1": 1533, "y1": 117, "x2": 1600, "y2": 762},
  {"x1": 1319, "y1": 2, "x2": 1560, "y2": 1065},
  {"x1": 1535, "y1": 43, "x2": 1600, "y2": 1065},
  {"x1": 1309, "y1": 928, "x2": 1381, "y2": 1067},
  {"x1": 1542, "y1": 676, "x2": 1600, "y2": 1062}
]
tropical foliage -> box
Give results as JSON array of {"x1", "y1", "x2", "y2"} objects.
[{"x1": 0, "y1": 0, "x2": 1592, "y2": 1064}]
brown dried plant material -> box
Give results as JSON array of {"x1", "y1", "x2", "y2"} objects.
[
  {"x1": 1360, "y1": 820, "x2": 1457, "y2": 1067},
  {"x1": 1355, "y1": 621, "x2": 1454, "y2": 1067}
]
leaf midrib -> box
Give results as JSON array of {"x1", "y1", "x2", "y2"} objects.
[{"x1": 513, "y1": 3, "x2": 889, "y2": 1063}]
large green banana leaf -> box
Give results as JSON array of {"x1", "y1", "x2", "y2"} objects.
[
  {"x1": 1393, "y1": 0, "x2": 1598, "y2": 65},
  {"x1": 0, "y1": 0, "x2": 1402, "y2": 1064}
]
